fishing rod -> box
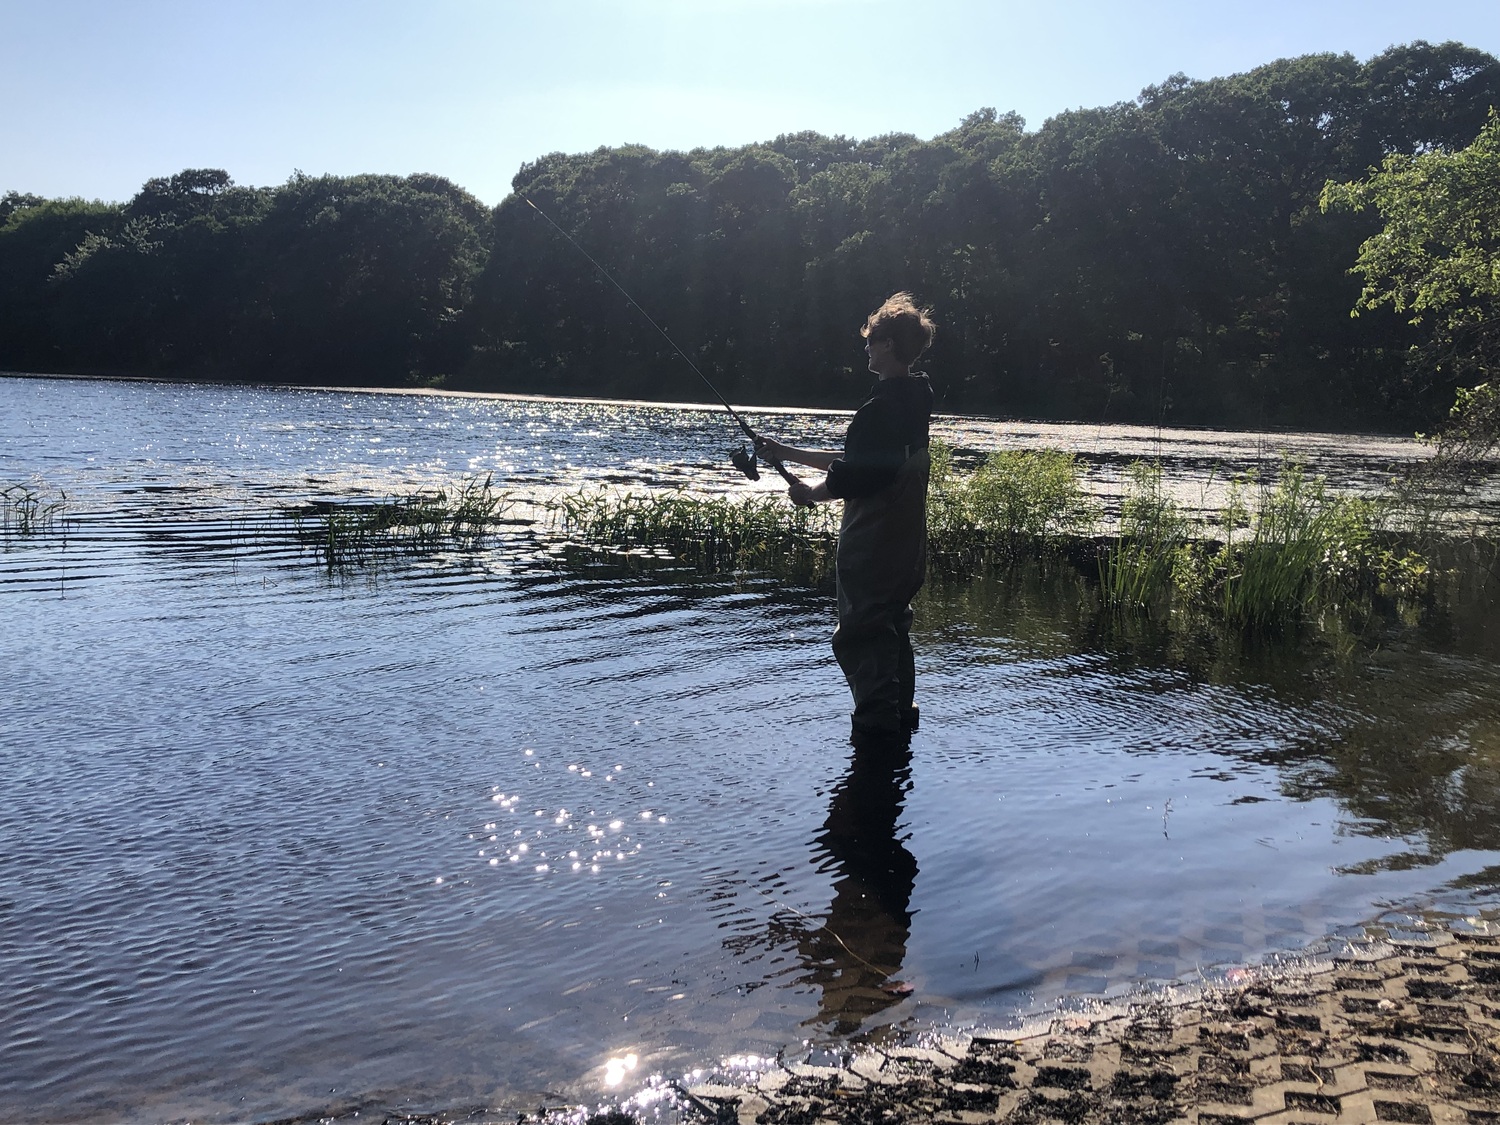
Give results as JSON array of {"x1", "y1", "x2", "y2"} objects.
[{"x1": 520, "y1": 194, "x2": 807, "y2": 496}]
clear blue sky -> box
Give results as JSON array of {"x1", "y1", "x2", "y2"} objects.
[{"x1": 4, "y1": 0, "x2": 1497, "y2": 206}]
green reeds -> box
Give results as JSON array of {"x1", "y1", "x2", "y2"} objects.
[
  {"x1": 287, "y1": 473, "x2": 511, "y2": 570},
  {"x1": 550, "y1": 444, "x2": 1097, "y2": 578},
  {"x1": 1216, "y1": 466, "x2": 1426, "y2": 629},
  {"x1": 439, "y1": 473, "x2": 513, "y2": 545},
  {"x1": 1100, "y1": 462, "x2": 1191, "y2": 611},
  {"x1": 1098, "y1": 461, "x2": 1430, "y2": 629},
  {"x1": 1, "y1": 482, "x2": 68, "y2": 539},
  {"x1": 929, "y1": 442, "x2": 1097, "y2": 563},
  {"x1": 550, "y1": 488, "x2": 839, "y2": 577},
  {"x1": 311, "y1": 452, "x2": 1435, "y2": 635}
]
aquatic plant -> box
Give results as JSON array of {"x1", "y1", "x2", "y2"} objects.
[
  {"x1": 928, "y1": 442, "x2": 1097, "y2": 564},
  {"x1": 1099, "y1": 460, "x2": 1430, "y2": 630},
  {"x1": 1216, "y1": 465, "x2": 1426, "y2": 629},
  {"x1": 434, "y1": 472, "x2": 511, "y2": 546},
  {"x1": 549, "y1": 443, "x2": 1097, "y2": 579},
  {"x1": 287, "y1": 473, "x2": 512, "y2": 570},
  {"x1": 1099, "y1": 462, "x2": 1192, "y2": 612},
  {"x1": 549, "y1": 448, "x2": 1436, "y2": 632},
  {"x1": 550, "y1": 488, "x2": 839, "y2": 578},
  {"x1": 1, "y1": 482, "x2": 68, "y2": 540}
]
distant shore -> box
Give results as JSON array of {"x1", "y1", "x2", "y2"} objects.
[{"x1": 1, "y1": 368, "x2": 1419, "y2": 439}]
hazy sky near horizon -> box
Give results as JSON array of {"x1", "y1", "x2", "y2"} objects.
[{"x1": 4, "y1": 0, "x2": 1498, "y2": 206}]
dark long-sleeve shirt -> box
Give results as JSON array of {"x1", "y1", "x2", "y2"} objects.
[{"x1": 825, "y1": 373, "x2": 934, "y2": 501}]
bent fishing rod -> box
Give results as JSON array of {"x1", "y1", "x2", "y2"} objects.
[{"x1": 520, "y1": 194, "x2": 806, "y2": 496}]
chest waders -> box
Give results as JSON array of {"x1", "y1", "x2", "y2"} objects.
[{"x1": 832, "y1": 446, "x2": 930, "y2": 744}]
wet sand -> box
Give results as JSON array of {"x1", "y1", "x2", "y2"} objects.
[{"x1": 478, "y1": 918, "x2": 1500, "y2": 1125}]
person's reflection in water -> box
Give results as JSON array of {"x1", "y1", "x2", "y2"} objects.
[{"x1": 798, "y1": 737, "x2": 919, "y2": 1037}]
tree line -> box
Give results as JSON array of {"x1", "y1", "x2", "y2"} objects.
[{"x1": 2, "y1": 41, "x2": 1497, "y2": 431}]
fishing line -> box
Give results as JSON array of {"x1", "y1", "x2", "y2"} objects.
[{"x1": 520, "y1": 194, "x2": 804, "y2": 491}]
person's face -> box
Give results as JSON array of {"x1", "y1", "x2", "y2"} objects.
[{"x1": 865, "y1": 335, "x2": 892, "y2": 374}]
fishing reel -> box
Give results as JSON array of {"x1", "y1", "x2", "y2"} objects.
[{"x1": 730, "y1": 443, "x2": 760, "y2": 481}]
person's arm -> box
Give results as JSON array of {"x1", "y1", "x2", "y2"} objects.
[{"x1": 754, "y1": 436, "x2": 840, "y2": 472}]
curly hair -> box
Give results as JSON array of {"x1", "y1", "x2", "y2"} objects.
[{"x1": 860, "y1": 291, "x2": 937, "y2": 366}]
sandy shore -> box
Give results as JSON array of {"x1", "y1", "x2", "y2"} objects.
[
  {"x1": 483, "y1": 918, "x2": 1500, "y2": 1125},
  {"x1": 245, "y1": 917, "x2": 1500, "y2": 1124}
]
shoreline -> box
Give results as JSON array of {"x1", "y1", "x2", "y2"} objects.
[
  {"x1": 656, "y1": 916, "x2": 1500, "y2": 1125},
  {"x1": 404, "y1": 914, "x2": 1500, "y2": 1125}
]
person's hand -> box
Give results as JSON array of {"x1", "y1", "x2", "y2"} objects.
[
  {"x1": 754, "y1": 435, "x2": 790, "y2": 463},
  {"x1": 788, "y1": 481, "x2": 817, "y2": 507}
]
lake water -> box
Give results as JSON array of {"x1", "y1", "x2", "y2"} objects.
[{"x1": 4, "y1": 374, "x2": 1500, "y2": 1124}]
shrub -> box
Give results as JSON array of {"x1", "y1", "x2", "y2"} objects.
[{"x1": 928, "y1": 441, "x2": 1097, "y2": 563}]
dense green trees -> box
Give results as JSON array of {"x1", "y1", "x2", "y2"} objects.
[
  {"x1": 2, "y1": 41, "x2": 1497, "y2": 429},
  {"x1": 1323, "y1": 108, "x2": 1500, "y2": 387},
  {"x1": 252, "y1": 173, "x2": 490, "y2": 383},
  {"x1": 1, "y1": 172, "x2": 489, "y2": 384},
  {"x1": 1323, "y1": 107, "x2": 1500, "y2": 469}
]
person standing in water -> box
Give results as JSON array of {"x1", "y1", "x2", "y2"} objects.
[{"x1": 757, "y1": 292, "x2": 936, "y2": 748}]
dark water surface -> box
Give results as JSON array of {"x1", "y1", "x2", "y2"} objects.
[{"x1": 4, "y1": 375, "x2": 1500, "y2": 1124}]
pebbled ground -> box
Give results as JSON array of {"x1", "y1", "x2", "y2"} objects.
[
  {"x1": 656, "y1": 923, "x2": 1500, "y2": 1125},
  {"x1": 328, "y1": 922, "x2": 1500, "y2": 1125}
]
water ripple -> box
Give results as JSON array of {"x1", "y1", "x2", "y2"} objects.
[{"x1": 7, "y1": 376, "x2": 1500, "y2": 1123}]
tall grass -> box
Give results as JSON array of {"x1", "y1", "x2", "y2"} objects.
[
  {"x1": 548, "y1": 443, "x2": 1096, "y2": 579},
  {"x1": 287, "y1": 473, "x2": 511, "y2": 570},
  {"x1": 1216, "y1": 466, "x2": 1426, "y2": 629},
  {"x1": 16, "y1": 445, "x2": 1424, "y2": 634},
  {"x1": 1099, "y1": 462, "x2": 1191, "y2": 611},
  {"x1": 550, "y1": 447, "x2": 1432, "y2": 632},
  {"x1": 928, "y1": 442, "x2": 1097, "y2": 564},
  {"x1": 550, "y1": 488, "x2": 839, "y2": 577},
  {"x1": 1098, "y1": 461, "x2": 1429, "y2": 629}
]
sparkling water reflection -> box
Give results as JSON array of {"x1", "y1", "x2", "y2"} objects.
[{"x1": 3, "y1": 374, "x2": 1500, "y2": 1123}]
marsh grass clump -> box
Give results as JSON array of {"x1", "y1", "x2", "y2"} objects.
[
  {"x1": 542, "y1": 447, "x2": 1435, "y2": 634},
  {"x1": 550, "y1": 443, "x2": 1097, "y2": 579},
  {"x1": 290, "y1": 498, "x2": 445, "y2": 569},
  {"x1": 1, "y1": 482, "x2": 68, "y2": 540},
  {"x1": 439, "y1": 473, "x2": 513, "y2": 545},
  {"x1": 1099, "y1": 460, "x2": 1430, "y2": 629},
  {"x1": 287, "y1": 473, "x2": 511, "y2": 569},
  {"x1": 1099, "y1": 462, "x2": 1193, "y2": 611},
  {"x1": 551, "y1": 488, "x2": 839, "y2": 578},
  {"x1": 1216, "y1": 465, "x2": 1427, "y2": 629},
  {"x1": 928, "y1": 442, "x2": 1097, "y2": 565}
]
